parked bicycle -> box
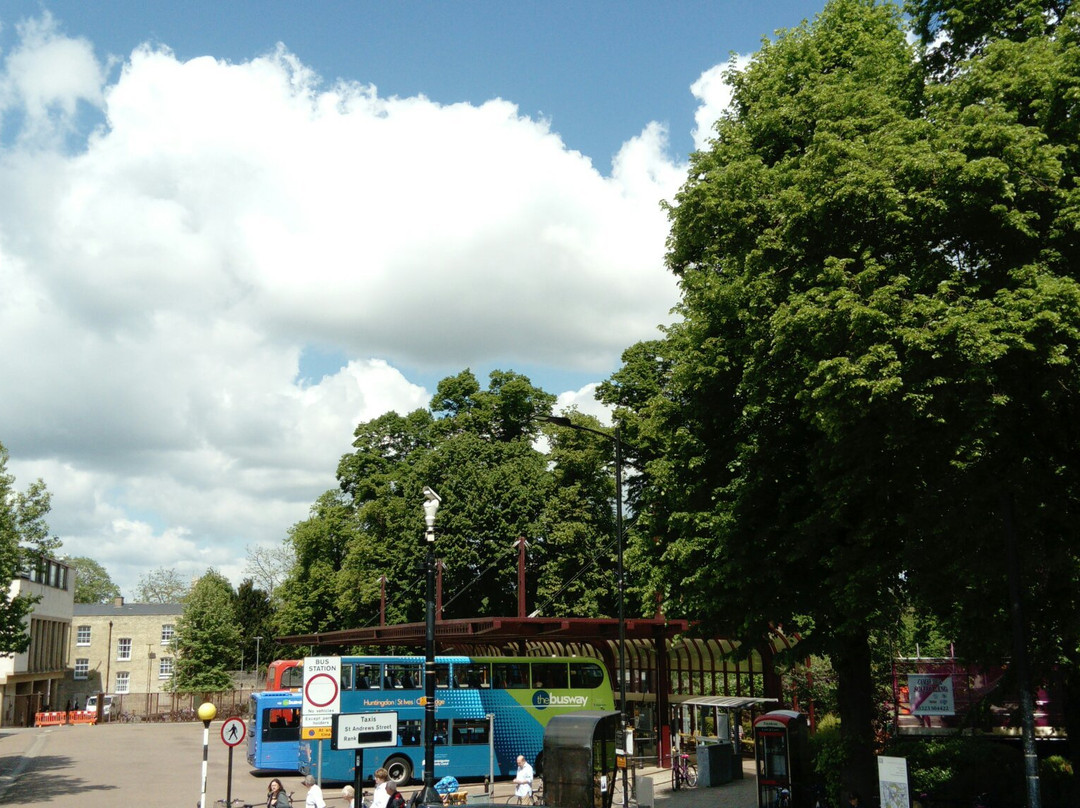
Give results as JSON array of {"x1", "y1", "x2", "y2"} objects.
[{"x1": 671, "y1": 752, "x2": 697, "y2": 790}]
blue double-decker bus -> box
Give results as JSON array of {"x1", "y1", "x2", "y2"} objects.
[{"x1": 250, "y1": 655, "x2": 613, "y2": 784}]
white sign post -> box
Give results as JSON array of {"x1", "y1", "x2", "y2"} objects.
[
  {"x1": 878, "y1": 756, "x2": 911, "y2": 808},
  {"x1": 332, "y1": 712, "x2": 399, "y2": 807},
  {"x1": 303, "y1": 656, "x2": 342, "y2": 782}
]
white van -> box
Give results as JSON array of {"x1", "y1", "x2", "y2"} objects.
[{"x1": 85, "y1": 694, "x2": 113, "y2": 716}]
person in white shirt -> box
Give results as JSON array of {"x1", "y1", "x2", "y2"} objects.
[
  {"x1": 370, "y1": 767, "x2": 390, "y2": 808},
  {"x1": 513, "y1": 756, "x2": 534, "y2": 800},
  {"x1": 302, "y1": 775, "x2": 327, "y2": 808}
]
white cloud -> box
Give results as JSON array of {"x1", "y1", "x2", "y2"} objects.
[
  {"x1": 690, "y1": 54, "x2": 752, "y2": 151},
  {"x1": 0, "y1": 18, "x2": 688, "y2": 597}
]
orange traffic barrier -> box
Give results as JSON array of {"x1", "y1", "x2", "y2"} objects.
[
  {"x1": 69, "y1": 710, "x2": 98, "y2": 725},
  {"x1": 34, "y1": 711, "x2": 67, "y2": 727}
]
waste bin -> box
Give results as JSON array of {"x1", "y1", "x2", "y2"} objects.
[{"x1": 697, "y1": 740, "x2": 735, "y2": 786}]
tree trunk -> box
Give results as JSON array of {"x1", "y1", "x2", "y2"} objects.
[{"x1": 833, "y1": 627, "x2": 877, "y2": 801}]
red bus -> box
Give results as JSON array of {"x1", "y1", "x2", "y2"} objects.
[{"x1": 265, "y1": 659, "x2": 303, "y2": 691}]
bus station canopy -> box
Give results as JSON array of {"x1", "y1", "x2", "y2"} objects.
[{"x1": 280, "y1": 615, "x2": 692, "y2": 650}]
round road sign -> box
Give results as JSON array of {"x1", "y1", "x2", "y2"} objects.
[
  {"x1": 220, "y1": 717, "x2": 247, "y2": 747},
  {"x1": 304, "y1": 672, "x2": 339, "y2": 709}
]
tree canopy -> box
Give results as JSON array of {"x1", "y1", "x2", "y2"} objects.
[
  {"x1": 67, "y1": 556, "x2": 122, "y2": 604},
  {"x1": 172, "y1": 569, "x2": 240, "y2": 692},
  {"x1": 274, "y1": 369, "x2": 623, "y2": 642},
  {"x1": 601, "y1": 0, "x2": 1080, "y2": 795},
  {"x1": 0, "y1": 441, "x2": 45, "y2": 654},
  {"x1": 136, "y1": 566, "x2": 191, "y2": 603}
]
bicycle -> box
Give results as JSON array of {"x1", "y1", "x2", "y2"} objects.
[
  {"x1": 670, "y1": 752, "x2": 697, "y2": 790},
  {"x1": 505, "y1": 779, "x2": 544, "y2": 805}
]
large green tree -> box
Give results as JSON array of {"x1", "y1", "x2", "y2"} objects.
[
  {"x1": 602, "y1": 0, "x2": 1080, "y2": 797},
  {"x1": 0, "y1": 442, "x2": 43, "y2": 654},
  {"x1": 172, "y1": 569, "x2": 241, "y2": 692},
  {"x1": 276, "y1": 369, "x2": 621, "y2": 640},
  {"x1": 67, "y1": 556, "x2": 122, "y2": 604}
]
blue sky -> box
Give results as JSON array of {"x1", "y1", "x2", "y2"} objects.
[{"x1": 0, "y1": 0, "x2": 828, "y2": 597}]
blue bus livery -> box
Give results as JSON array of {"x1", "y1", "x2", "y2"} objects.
[
  {"x1": 252, "y1": 655, "x2": 613, "y2": 784},
  {"x1": 247, "y1": 691, "x2": 304, "y2": 772}
]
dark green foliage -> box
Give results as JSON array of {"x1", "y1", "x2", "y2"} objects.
[
  {"x1": 67, "y1": 556, "x2": 122, "y2": 604},
  {"x1": 236, "y1": 578, "x2": 274, "y2": 672},
  {"x1": 172, "y1": 569, "x2": 240, "y2": 692},
  {"x1": 883, "y1": 736, "x2": 1024, "y2": 804},
  {"x1": 276, "y1": 369, "x2": 622, "y2": 639},
  {"x1": 0, "y1": 441, "x2": 47, "y2": 655},
  {"x1": 602, "y1": 0, "x2": 1080, "y2": 796}
]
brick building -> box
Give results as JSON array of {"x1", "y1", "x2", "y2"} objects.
[{"x1": 65, "y1": 598, "x2": 184, "y2": 709}]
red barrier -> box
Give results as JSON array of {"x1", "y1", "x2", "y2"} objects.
[
  {"x1": 34, "y1": 711, "x2": 67, "y2": 727},
  {"x1": 69, "y1": 710, "x2": 98, "y2": 725}
]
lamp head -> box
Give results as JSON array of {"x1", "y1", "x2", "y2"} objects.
[
  {"x1": 422, "y1": 486, "x2": 441, "y2": 528},
  {"x1": 197, "y1": 701, "x2": 217, "y2": 723}
]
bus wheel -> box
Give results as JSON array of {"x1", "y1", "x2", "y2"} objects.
[{"x1": 385, "y1": 756, "x2": 413, "y2": 785}]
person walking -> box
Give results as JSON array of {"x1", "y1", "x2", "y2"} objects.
[
  {"x1": 513, "y1": 755, "x2": 534, "y2": 801},
  {"x1": 267, "y1": 778, "x2": 291, "y2": 808},
  {"x1": 302, "y1": 774, "x2": 327, "y2": 808},
  {"x1": 371, "y1": 767, "x2": 390, "y2": 808}
]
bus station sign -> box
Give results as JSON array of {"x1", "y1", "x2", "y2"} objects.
[{"x1": 303, "y1": 656, "x2": 341, "y2": 728}]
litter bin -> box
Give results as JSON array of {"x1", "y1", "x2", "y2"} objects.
[{"x1": 697, "y1": 741, "x2": 735, "y2": 786}]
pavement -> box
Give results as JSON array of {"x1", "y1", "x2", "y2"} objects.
[{"x1": 0, "y1": 722, "x2": 760, "y2": 808}]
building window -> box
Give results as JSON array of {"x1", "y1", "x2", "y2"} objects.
[
  {"x1": 115, "y1": 672, "x2": 130, "y2": 694},
  {"x1": 159, "y1": 657, "x2": 174, "y2": 679},
  {"x1": 74, "y1": 658, "x2": 89, "y2": 680},
  {"x1": 117, "y1": 638, "x2": 132, "y2": 661},
  {"x1": 161, "y1": 624, "x2": 175, "y2": 645},
  {"x1": 76, "y1": 625, "x2": 91, "y2": 646}
]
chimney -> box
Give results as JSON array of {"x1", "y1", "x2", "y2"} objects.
[{"x1": 113, "y1": 596, "x2": 125, "y2": 607}]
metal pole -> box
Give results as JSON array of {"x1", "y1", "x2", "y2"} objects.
[
  {"x1": 255, "y1": 636, "x2": 262, "y2": 676},
  {"x1": 421, "y1": 487, "x2": 442, "y2": 807},
  {"x1": 615, "y1": 424, "x2": 629, "y2": 808},
  {"x1": 1003, "y1": 495, "x2": 1042, "y2": 808}
]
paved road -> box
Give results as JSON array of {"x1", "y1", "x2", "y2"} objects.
[{"x1": 0, "y1": 723, "x2": 760, "y2": 808}]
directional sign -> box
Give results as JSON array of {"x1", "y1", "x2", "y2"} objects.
[
  {"x1": 331, "y1": 711, "x2": 398, "y2": 751},
  {"x1": 220, "y1": 717, "x2": 247, "y2": 747},
  {"x1": 303, "y1": 656, "x2": 341, "y2": 726}
]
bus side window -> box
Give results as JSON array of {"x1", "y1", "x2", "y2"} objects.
[
  {"x1": 433, "y1": 663, "x2": 451, "y2": 688},
  {"x1": 532, "y1": 662, "x2": 568, "y2": 689},
  {"x1": 340, "y1": 664, "x2": 354, "y2": 691},
  {"x1": 493, "y1": 662, "x2": 529, "y2": 689},
  {"x1": 399, "y1": 719, "x2": 422, "y2": 746},
  {"x1": 569, "y1": 662, "x2": 605, "y2": 689},
  {"x1": 452, "y1": 719, "x2": 489, "y2": 745}
]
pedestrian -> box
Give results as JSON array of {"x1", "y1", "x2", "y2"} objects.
[
  {"x1": 302, "y1": 774, "x2": 327, "y2": 808},
  {"x1": 513, "y1": 755, "x2": 534, "y2": 801},
  {"x1": 371, "y1": 767, "x2": 390, "y2": 808},
  {"x1": 385, "y1": 781, "x2": 406, "y2": 808},
  {"x1": 340, "y1": 785, "x2": 356, "y2": 808},
  {"x1": 267, "y1": 778, "x2": 291, "y2": 808}
]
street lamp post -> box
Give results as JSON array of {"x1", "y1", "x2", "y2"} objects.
[
  {"x1": 538, "y1": 414, "x2": 628, "y2": 808},
  {"x1": 255, "y1": 636, "x2": 263, "y2": 677},
  {"x1": 420, "y1": 486, "x2": 443, "y2": 808}
]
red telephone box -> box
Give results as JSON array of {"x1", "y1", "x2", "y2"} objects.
[{"x1": 753, "y1": 710, "x2": 809, "y2": 808}]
